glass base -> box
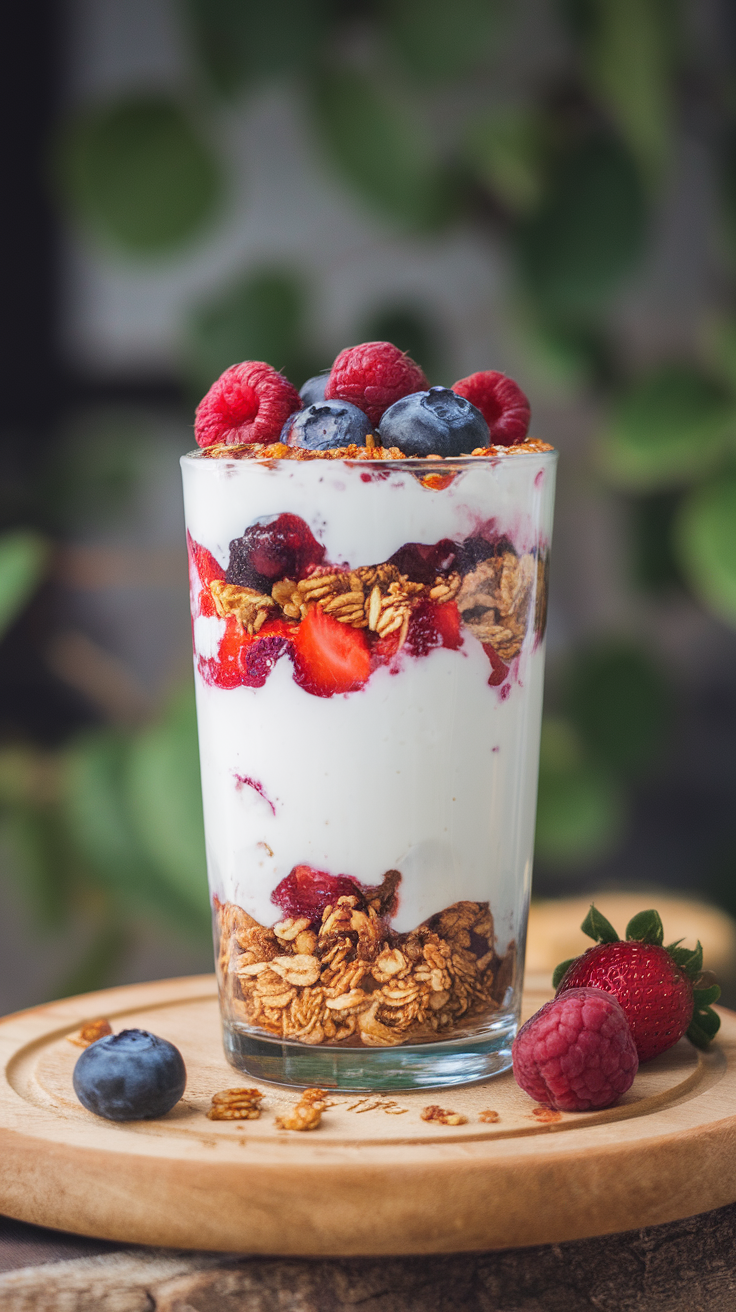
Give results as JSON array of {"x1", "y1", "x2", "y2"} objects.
[{"x1": 222, "y1": 1013, "x2": 517, "y2": 1091}]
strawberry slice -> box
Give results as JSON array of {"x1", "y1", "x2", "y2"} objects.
[
  {"x1": 203, "y1": 616, "x2": 250, "y2": 689},
  {"x1": 187, "y1": 531, "x2": 225, "y2": 587},
  {"x1": 293, "y1": 606, "x2": 371, "y2": 697},
  {"x1": 187, "y1": 532, "x2": 225, "y2": 618}
]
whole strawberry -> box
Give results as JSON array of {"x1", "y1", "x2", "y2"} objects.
[{"x1": 554, "y1": 906, "x2": 721, "y2": 1063}]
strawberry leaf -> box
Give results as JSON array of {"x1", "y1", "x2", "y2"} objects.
[
  {"x1": 668, "y1": 941, "x2": 703, "y2": 981},
  {"x1": 625, "y1": 909, "x2": 663, "y2": 945},
  {"x1": 552, "y1": 958, "x2": 575, "y2": 989},
  {"x1": 581, "y1": 904, "x2": 619, "y2": 943},
  {"x1": 694, "y1": 984, "x2": 721, "y2": 1007},
  {"x1": 687, "y1": 1004, "x2": 721, "y2": 1049}
]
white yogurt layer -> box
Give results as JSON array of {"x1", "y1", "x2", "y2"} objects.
[{"x1": 182, "y1": 453, "x2": 556, "y2": 951}]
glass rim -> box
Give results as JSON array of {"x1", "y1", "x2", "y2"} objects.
[{"x1": 181, "y1": 448, "x2": 558, "y2": 470}]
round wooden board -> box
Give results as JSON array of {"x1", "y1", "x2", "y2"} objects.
[{"x1": 1, "y1": 974, "x2": 736, "y2": 1255}]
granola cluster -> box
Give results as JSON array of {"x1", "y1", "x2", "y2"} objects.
[
  {"x1": 457, "y1": 549, "x2": 548, "y2": 662},
  {"x1": 67, "y1": 1018, "x2": 113, "y2": 1049},
  {"x1": 276, "y1": 1088, "x2": 328, "y2": 1131},
  {"x1": 215, "y1": 877, "x2": 515, "y2": 1048},
  {"x1": 199, "y1": 438, "x2": 554, "y2": 462},
  {"x1": 207, "y1": 1087, "x2": 264, "y2": 1120},
  {"x1": 211, "y1": 561, "x2": 461, "y2": 645}
]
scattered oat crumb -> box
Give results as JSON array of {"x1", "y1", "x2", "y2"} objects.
[
  {"x1": 531, "y1": 1106, "x2": 562, "y2": 1123},
  {"x1": 479, "y1": 1109, "x2": 500, "y2": 1124},
  {"x1": 67, "y1": 1018, "x2": 112, "y2": 1049},
  {"x1": 276, "y1": 1087, "x2": 328, "y2": 1131},
  {"x1": 207, "y1": 1087, "x2": 263, "y2": 1121},
  {"x1": 421, "y1": 1104, "x2": 468, "y2": 1126},
  {"x1": 347, "y1": 1096, "x2": 408, "y2": 1115}
]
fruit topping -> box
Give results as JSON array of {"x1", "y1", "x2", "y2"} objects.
[
  {"x1": 452, "y1": 371, "x2": 531, "y2": 446},
  {"x1": 272, "y1": 863, "x2": 364, "y2": 922},
  {"x1": 299, "y1": 372, "x2": 330, "y2": 405},
  {"x1": 512, "y1": 987, "x2": 638, "y2": 1111},
  {"x1": 483, "y1": 643, "x2": 510, "y2": 686},
  {"x1": 187, "y1": 532, "x2": 226, "y2": 618},
  {"x1": 241, "y1": 631, "x2": 291, "y2": 688},
  {"x1": 553, "y1": 905, "x2": 721, "y2": 1062},
  {"x1": 378, "y1": 387, "x2": 489, "y2": 458},
  {"x1": 72, "y1": 1029, "x2": 186, "y2": 1121},
  {"x1": 293, "y1": 605, "x2": 371, "y2": 697},
  {"x1": 187, "y1": 532, "x2": 225, "y2": 588},
  {"x1": 226, "y1": 513, "x2": 325, "y2": 590},
  {"x1": 387, "y1": 539, "x2": 458, "y2": 584},
  {"x1": 325, "y1": 341, "x2": 429, "y2": 428},
  {"x1": 405, "y1": 600, "x2": 462, "y2": 657},
  {"x1": 194, "y1": 361, "x2": 302, "y2": 448},
  {"x1": 281, "y1": 400, "x2": 372, "y2": 451},
  {"x1": 205, "y1": 616, "x2": 249, "y2": 689}
]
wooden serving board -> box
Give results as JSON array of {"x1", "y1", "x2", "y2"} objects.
[{"x1": 1, "y1": 974, "x2": 736, "y2": 1255}]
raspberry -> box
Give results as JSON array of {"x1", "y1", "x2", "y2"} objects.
[
  {"x1": 512, "y1": 987, "x2": 638, "y2": 1111},
  {"x1": 405, "y1": 600, "x2": 462, "y2": 657},
  {"x1": 451, "y1": 371, "x2": 530, "y2": 446},
  {"x1": 241, "y1": 632, "x2": 291, "y2": 688},
  {"x1": 194, "y1": 361, "x2": 302, "y2": 448},
  {"x1": 325, "y1": 341, "x2": 429, "y2": 429}
]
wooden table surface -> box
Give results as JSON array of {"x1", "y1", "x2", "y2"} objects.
[
  {"x1": 2, "y1": 1205, "x2": 736, "y2": 1311},
  {"x1": 3, "y1": 973, "x2": 736, "y2": 1307}
]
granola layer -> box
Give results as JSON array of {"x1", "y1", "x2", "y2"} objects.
[
  {"x1": 205, "y1": 537, "x2": 548, "y2": 663},
  {"x1": 214, "y1": 879, "x2": 516, "y2": 1048}
]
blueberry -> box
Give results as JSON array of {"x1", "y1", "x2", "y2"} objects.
[
  {"x1": 377, "y1": 387, "x2": 489, "y2": 458},
  {"x1": 281, "y1": 400, "x2": 372, "y2": 451},
  {"x1": 73, "y1": 1029, "x2": 186, "y2": 1122},
  {"x1": 299, "y1": 372, "x2": 330, "y2": 406}
]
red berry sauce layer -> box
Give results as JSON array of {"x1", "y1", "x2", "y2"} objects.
[{"x1": 188, "y1": 515, "x2": 549, "y2": 698}]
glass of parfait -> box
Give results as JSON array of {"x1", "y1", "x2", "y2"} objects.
[{"x1": 181, "y1": 439, "x2": 556, "y2": 1090}]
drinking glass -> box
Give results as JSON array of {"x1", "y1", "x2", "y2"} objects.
[{"x1": 181, "y1": 448, "x2": 557, "y2": 1090}]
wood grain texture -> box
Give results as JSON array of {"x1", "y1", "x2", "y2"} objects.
[
  {"x1": 4, "y1": 1206, "x2": 736, "y2": 1312},
  {"x1": 1, "y1": 974, "x2": 735, "y2": 1255}
]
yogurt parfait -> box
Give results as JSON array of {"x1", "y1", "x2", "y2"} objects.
[{"x1": 181, "y1": 343, "x2": 556, "y2": 1089}]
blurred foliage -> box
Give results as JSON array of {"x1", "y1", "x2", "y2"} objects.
[
  {"x1": 535, "y1": 718, "x2": 626, "y2": 867},
  {"x1": 0, "y1": 687, "x2": 211, "y2": 999},
  {"x1": 0, "y1": 532, "x2": 49, "y2": 640},
  {"x1": 629, "y1": 492, "x2": 685, "y2": 595},
  {"x1": 380, "y1": 0, "x2": 506, "y2": 83},
  {"x1": 601, "y1": 366, "x2": 735, "y2": 489},
  {"x1": 564, "y1": 0, "x2": 679, "y2": 181},
  {"x1": 309, "y1": 71, "x2": 454, "y2": 230},
  {"x1": 60, "y1": 95, "x2": 222, "y2": 254},
  {"x1": 535, "y1": 640, "x2": 672, "y2": 867},
  {"x1": 4, "y1": 0, "x2": 734, "y2": 995},
  {"x1": 41, "y1": 408, "x2": 155, "y2": 531},
  {"x1": 187, "y1": 268, "x2": 321, "y2": 396},
  {"x1": 184, "y1": 0, "x2": 331, "y2": 98},
  {"x1": 563, "y1": 641, "x2": 672, "y2": 776},
  {"x1": 518, "y1": 134, "x2": 647, "y2": 319},
  {"x1": 676, "y1": 471, "x2": 736, "y2": 627}
]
